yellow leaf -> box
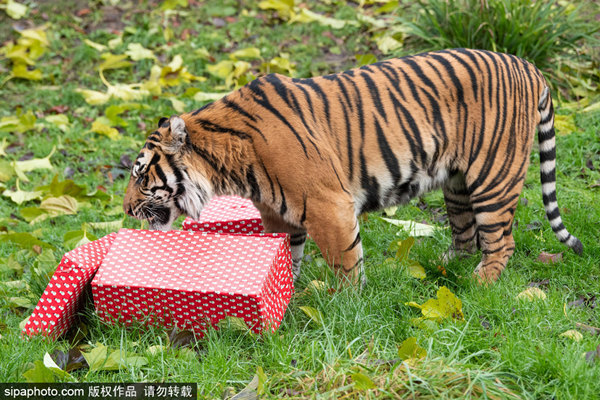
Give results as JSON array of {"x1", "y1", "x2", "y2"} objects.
[
  {"x1": 19, "y1": 28, "x2": 49, "y2": 47},
  {"x1": 406, "y1": 286, "x2": 464, "y2": 322},
  {"x1": 44, "y1": 114, "x2": 70, "y2": 132},
  {"x1": 40, "y1": 195, "x2": 78, "y2": 216},
  {"x1": 553, "y1": 114, "x2": 577, "y2": 135},
  {"x1": 91, "y1": 118, "x2": 120, "y2": 140},
  {"x1": 106, "y1": 83, "x2": 149, "y2": 101},
  {"x1": 13, "y1": 146, "x2": 55, "y2": 182},
  {"x1": 206, "y1": 60, "x2": 235, "y2": 79},
  {"x1": 98, "y1": 53, "x2": 131, "y2": 71},
  {"x1": 397, "y1": 337, "x2": 427, "y2": 362},
  {"x1": 168, "y1": 54, "x2": 184, "y2": 71},
  {"x1": 383, "y1": 206, "x2": 397, "y2": 216},
  {"x1": 407, "y1": 260, "x2": 426, "y2": 279},
  {"x1": 4, "y1": 0, "x2": 28, "y2": 19},
  {"x1": 169, "y1": 98, "x2": 186, "y2": 113},
  {"x1": 376, "y1": 34, "x2": 403, "y2": 54},
  {"x1": 3, "y1": 180, "x2": 43, "y2": 205},
  {"x1": 83, "y1": 39, "x2": 107, "y2": 52},
  {"x1": 292, "y1": 8, "x2": 358, "y2": 29},
  {"x1": 192, "y1": 91, "x2": 229, "y2": 102},
  {"x1": 381, "y1": 217, "x2": 438, "y2": 237},
  {"x1": 76, "y1": 89, "x2": 111, "y2": 105},
  {"x1": 299, "y1": 305, "x2": 324, "y2": 326},
  {"x1": 108, "y1": 36, "x2": 122, "y2": 50},
  {"x1": 583, "y1": 101, "x2": 600, "y2": 113},
  {"x1": 258, "y1": 0, "x2": 295, "y2": 19},
  {"x1": 516, "y1": 287, "x2": 547, "y2": 301},
  {"x1": 230, "y1": 47, "x2": 261, "y2": 60},
  {"x1": 560, "y1": 329, "x2": 583, "y2": 342},
  {"x1": 11, "y1": 63, "x2": 42, "y2": 80},
  {"x1": 125, "y1": 43, "x2": 156, "y2": 61}
]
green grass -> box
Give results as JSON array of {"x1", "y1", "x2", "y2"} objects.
[{"x1": 1, "y1": 0, "x2": 600, "y2": 399}]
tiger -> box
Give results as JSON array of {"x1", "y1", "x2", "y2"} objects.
[{"x1": 123, "y1": 48, "x2": 583, "y2": 286}]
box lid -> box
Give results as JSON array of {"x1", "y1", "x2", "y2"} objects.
[
  {"x1": 92, "y1": 229, "x2": 288, "y2": 296},
  {"x1": 22, "y1": 232, "x2": 117, "y2": 338}
]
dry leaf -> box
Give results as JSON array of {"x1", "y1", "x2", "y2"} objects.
[
  {"x1": 516, "y1": 287, "x2": 547, "y2": 301},
  {"x1": 537, "y1": 252, "x2": 563, "y2": 264}
]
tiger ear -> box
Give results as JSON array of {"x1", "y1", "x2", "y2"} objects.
[
  {"x1": 169, "y1": 115, "x2": 187, "y2": 151},
  {"x1": 158, "y1": 117, "x2": 168, "y2": 127}
]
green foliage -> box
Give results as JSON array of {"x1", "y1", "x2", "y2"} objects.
[{"x1": 400, "y1": 0, "x2": 599, "y2": 96}]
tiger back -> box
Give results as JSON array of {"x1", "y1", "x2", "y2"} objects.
[{"x1": 123, "y1": 48, "x2": 582, "y2": 286}]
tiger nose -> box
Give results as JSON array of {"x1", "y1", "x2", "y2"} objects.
[{"x1": 125, "y1": 205, "x2": 134, "y2": 216}]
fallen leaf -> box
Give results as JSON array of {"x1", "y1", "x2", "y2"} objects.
[
  {"x1": 230, "y1": 47, "x2": 261, "y2": 60},
  {"x1": 584, "y1": 344, "x2": 600, "y2": 363},
  {"x1": 397, "y1": 337, "x2": 427, "y2": 362},
  {"x1": 516, "y1": 287, "x2": 547, "y2": 301},
  {"x1": 125, "y1": 43, "x2": 156, "y2": 61},
  {"x1": 22, "y1": 361, "x2": 55, "y2": 383},
  {"x1": 218, "y1": 316, "x2": 250, "y2": 332},
  {"x1": 560, "y1": 329, "x2": 583, "y2": 342},
  {"x1": 81, "y1": 343, "x2": 109, "y2": 372},
  {"x1": 537, "y1": 252, "x2": 563, "y2": 264},
  {"x1": 406, "y1": 286, "x2": 464, "y2": 322},
  {"x1": 3, "y1": 0, "x2": 28, "y2": 19},
  {"x1": 299, "y1": 305, "x2": 324, "y2": 326},
  {"x1": 98, "y1": 53, "x2": 131, "y2": 71},
  {"x1": 83, "y1": 39, "x2": 107, "y2": 52},
  {"x1": 43, "y1": 352, "x2": 74, "y2": 380},
  {"x1": 3, "y1": 180, "x2": 43, "y2": 204},
  {"x1": 407, "y1": 260, "x2": 426, "y2": 279},
  {"x1": 13, "y1": 146, "x2": 55, "y2": 182},
  {"x1": 351, "y1": 372, "x2": 377, "y2": 390},
  {"x1": 381, "y1": 217, "x2": 438, "y2": 236},
  {"x1": 91, "y1": 117, "x2": 120, "y2": 140}
]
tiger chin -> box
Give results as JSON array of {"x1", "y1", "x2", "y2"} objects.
[{"x1": 123, "y1": 48, "x2": 583, "y2": 287}]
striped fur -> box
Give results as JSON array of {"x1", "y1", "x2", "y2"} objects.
[{"x1": 123, "y1": 48, "x2": 582, "y2": 285}]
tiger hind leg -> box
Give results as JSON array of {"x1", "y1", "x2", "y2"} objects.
[
  {"x1": 442, "y1": 172, "x2": 477, "y2": 263},
  {"x1": 470, "y1": 189, "x2": 521, "y2": 283}
]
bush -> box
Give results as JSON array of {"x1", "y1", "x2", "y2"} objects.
[{"x1": 399, "y1": 0, "x2": 599, "y2": 96}]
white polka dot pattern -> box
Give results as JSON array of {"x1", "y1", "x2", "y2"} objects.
[
  {"x1": 91, "y1": 228, "x2": 293, "y2": 336},
  {"x1": 182, "y1": 196, "x2": 264, "y2": 234},
  {"x1": 22, "y1": 233, "x2": 118, "y2": 339}
]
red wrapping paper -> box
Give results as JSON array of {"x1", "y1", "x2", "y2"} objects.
[
  {"x1": 22, "y1": 233, "x2": 117, "y2": 339},
  {"x1": 182, "y1": 196, "x2": 263, "y2": 234},
  {"x1": 91, "y1": 229, "x2": 293, "y2": 336}
]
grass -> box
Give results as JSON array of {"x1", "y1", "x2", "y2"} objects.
[{"x1": 1, "y1": 0, "x2": 600, "y2": 399}]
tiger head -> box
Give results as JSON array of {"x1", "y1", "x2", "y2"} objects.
[{"x1": 123, "y1": 115, "x2": 213, "y2": 231}]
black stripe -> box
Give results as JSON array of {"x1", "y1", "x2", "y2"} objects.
[
  {"x1": 277, "y1": 178, "x2": 287, "y2": 216},
  {"x1": 246, "y1": 165, "x2": 261, "y2": 202},
  {"x1": 301, "y1": 79, "x2": 332, "y2": 131},
  {"x1": 360, "y1": 71, "x2": 388, "y2": 124},
  {"x1": 222, "y1": 98, "x2": 257, "y2": 122},
  {"x1": 195, "y1": 119, "x2": 252, "y2": 140},
  {"x1": 300, "y1": 193, "x2": 307, "y2": 225},
  {"x1": 247, "y1": 78, "x2": 309, "y2": 158},
  {"x1": 374, "y1": 117, "x2": 400, "y2": 184},
  {"x1": 344, "y1": 232, "x2": 361, "y2": 252}
]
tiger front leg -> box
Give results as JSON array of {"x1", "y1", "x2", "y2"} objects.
[
  {"x1": 254, "y1": 202, "x2": 307, "y2": 282},
  {"x1": 304, "y1": 200, "x2": 365, "y2": 288}
]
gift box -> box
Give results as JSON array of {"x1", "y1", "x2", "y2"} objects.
[
  {"x1": 22, "y1": 233, "x2": 118, "y2": 339},
  {"x1": 182, "y1": 195, "x2": 264, "y2": 234},
  {"x1": 91, "y1": 229, "x2": 293, "y2": 336}
]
